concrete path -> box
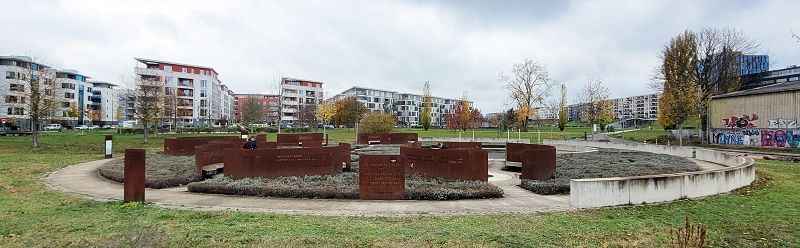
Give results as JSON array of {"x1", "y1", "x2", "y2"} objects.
[{"x1": 43, "y1": 159, "x2": 575, "y2": 216}]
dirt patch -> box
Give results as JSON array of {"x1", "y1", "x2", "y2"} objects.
[
  {"x1": 98, "y1": 153, "x2": 201, "y2": 189},
  {"x1": 520, "y1": 150, "x2": 701, "y2": 195},
  {"x1": 187, "y1": 173, "x2": 503, "y2": 200}
]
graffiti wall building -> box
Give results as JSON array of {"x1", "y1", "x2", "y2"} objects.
[{"x1": 710, "y1": 81, "x2": 800, "y2": 149}]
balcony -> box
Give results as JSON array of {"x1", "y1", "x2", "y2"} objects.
[
  {"x1": 177, "y1": 80, "x2": 193, "y2": 88},
  {"x1": 135, "y1": 67, "x2": 160, "y2": 77}
]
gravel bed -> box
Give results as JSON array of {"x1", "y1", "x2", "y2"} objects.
[
  {"x1": 187, "y1": 173, "x2": 503, "y2": 200},
  {"x1": 520, "y1": 150, "x2": 701, "y2": 195},
  {"x1": 98, "y1": 153, "x2": 201, "y2": 189}
]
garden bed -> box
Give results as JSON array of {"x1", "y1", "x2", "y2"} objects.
[
  {"x1": 98, "y1": 153, "x2": 201, "y2": 189},
  {"x1": 520, "y1": 150, "x2": 701, "y2": 195},
  {"x1": 187, "y1": 172, "x2": 503, "y2": 200}
]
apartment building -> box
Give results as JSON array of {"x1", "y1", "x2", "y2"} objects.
[
  {"x1": 86, "y1": 80, "x2": 119, "y2": 126},
  {"x1": 0, "y1": 56, "x2": 57, "y2": 130},
  {"x1": 134, "y1": 58, "x2": 236, "y2": 127},
  {"x1": 567, "y1": 93, "x2": 660, "y2": 122},
  {"x1": 610, "y1": 93, "x2": 660, "y2": 120},
  {"x1": 329, "y1": 86, "x2": 467, "y2": 127},
  {"x1": 280, "y1": 77, "x2": 324, "y2": 125},
  {"x1": 234, "y1": 93, "x2": 280, "y2": 124},
  {"x1": 55, "y1": 69, "x2": 92, "y2": 127}
]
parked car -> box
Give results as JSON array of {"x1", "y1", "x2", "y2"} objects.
[
  {"x1": 109, "y1": 125, "x2": 119, "y2": 129},
  {"x1": 88, "y1": 125, "x2": 98, "y2": 130},
  {"x1": 75, "y1": 125, "x2": 89, "y2": 130},
  {"x1": 101, "y1": 125, "x2": 111, "y2": 129},
  {"x1": 44, "y1": 124, "x2": 62, "y2": 131}
]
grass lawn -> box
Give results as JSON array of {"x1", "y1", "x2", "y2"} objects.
[
  {"x1": 322, "y1": 126, "x2": 591, "y2": 143},
  {"x1": 1, "y1": 131, "x2": 799, "y2": 247},
  {"x1": 610, "y1": 118, "x2": 700, "y2": 144}
]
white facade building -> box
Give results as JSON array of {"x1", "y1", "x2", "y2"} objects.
[
  {"x1": 134, "y1": 58, "x2": 236, "y2": 127},
  {"x1": 86, "y1": 80, "x2": 119, "y2": 125},
  {"x1": 330, "y1": 86, "x2": 467, "y2": 127},
  {"x1": 1, "y1": 56, "x2": 57, "y2": 130},
  {"x1": 280, "y1": 77, "x2": 324, "y2": 125},
  {"x1": 610, "y1": 93, "x2": 660, "y2": 120}
]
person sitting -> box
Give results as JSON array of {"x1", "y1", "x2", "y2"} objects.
[{"x1": 241, "y1": 137, "x2": 257, "y2": 149}]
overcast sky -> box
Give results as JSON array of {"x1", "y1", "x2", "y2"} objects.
[{"x1": 2, "y1": 0, "x2": 799, "y2": 113}]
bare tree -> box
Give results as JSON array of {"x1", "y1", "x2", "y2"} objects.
[
  {"x1": 695, "y1": 28, "x2": 760, "y2": 143},
  {"x1": 499, "y1": 58, "x2": 555, "y2": 132},
  {"x1": 124, "y1": 74, "x2": 163, "y2": 143},
  {"x1": 162, "y1": 87, "x2": 178, "y2": 132},
  {"x1": 296, "y1": 103, "x2": 317, "y2": 127},
  {"x1": 240, "y1": 97, "x2": 266, "y2": 126},
  {"x1": 577, "y1": 77, "x2": 612, "y2": 132},
  {"x1": 8, "y1": 56, "x2": 62, "y2": 147}
]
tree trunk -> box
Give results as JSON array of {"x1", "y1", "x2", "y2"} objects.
[
  {"x1": 31, "y1": 116, "x2": 39, "y2": 148},
  {"x1": 678, "y1": 124, "x2": 684, "y2": 146},
  {"x1": 700, "y1": 113, "x2": 709, "y2": 144},
  {"x1": 142, "y1": 120, "x2": 150, "y2": 144}
]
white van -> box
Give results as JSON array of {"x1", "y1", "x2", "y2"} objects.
[{"x1": 44, "y1": 124, "x2": 62, "y2": 131}]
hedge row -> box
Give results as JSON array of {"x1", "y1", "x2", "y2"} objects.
[{"x1": 187, "y1": 173, "x2": 503, "y2": 200}]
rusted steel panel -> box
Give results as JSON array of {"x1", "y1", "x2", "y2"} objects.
[
  {"x1": 223, "y1": 146, "x2": 344, "y2": 179},
  {"x1": 357, "y1": 133, "x2": 419, "y2": 144},
  {"x1": 506, "y1": 143, "x2": 557, "y2": 180},
  {"x1": 276, "y1": 133, "x2": 324, "y2": 148},
  {"x1": 442, "y1": 142, "x2": 482, "y2": 149},
  {"x1": 124, "y1": 149, "x2": 146, "y2": 202},
  {"x1": 400, "y1": 147, "x2": 488, "y2": 181},
  {"x1": 359, "y1": 155, "x2": 404, "y2": 200}
]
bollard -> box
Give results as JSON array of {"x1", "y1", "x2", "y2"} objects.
[
  {"x1": 104, "y1": 135, "x2": 113, "y2": 158},
  {"x1": 124, "y1": 149, "x2": 146, "y2": 202}
]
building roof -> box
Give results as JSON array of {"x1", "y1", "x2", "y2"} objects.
[
  {"x1": 0, "y1": 55, "x2": 52, "y2": 68},
  {"x1": 713, "y1": 81, "x2": 800, "y2": 99},
  {"x1": 87, "y1": 80, "x2": 118, "y2": 87},
  {"x1": 283, "y1": 77, "x2": 325, "y2": 84},
  {"x1": 57, "y1": 69, "x2": 91, "y2": 79},
  {"x1": 134, "y1": 57, "x2": 219, "y2": 74}
]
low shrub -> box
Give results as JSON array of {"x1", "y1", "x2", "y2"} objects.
[
  {"x1": 520, "y1": 179, "x2": 571, "y2": 195},
  {"x1": 358, "y1": 113, "x2": 395, "y2": 134},
  {"x1": 187, "y1": 173, "x2": 503, "y2": 200},
  {"x1": 98, "y1": 153, "x2": 201, "y2": 188}
]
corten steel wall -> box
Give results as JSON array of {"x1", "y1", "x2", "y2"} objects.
[
  {"x1": 338, "y1": 143, "x2": 351, "y2": 171},
  {"x1": 359, "y1": 155, "x2": 405, "y2": 200},
  {"x1": 519, "y1": 146, "x2": 557, "y2": 180},
  {"x1": 195, "y1": 141, "x2": 278, "y2": 176},
  {"x1": 543, "y1": 139, "x2": 694, "y2": 158},
  {"x1": 123, "y1": 149, "x2": 146, "y2": 202},
  {"x1": 276, "y1": 133, "x2": 324, "y2": 147},
  {"x1": 399, "y1": 147, "x2": 488, "y2": 181},
  {"x1": 561, "y1": 142, "x2": 757, "y2": 208},
  {"x1": 420, "y1": 137, "x2": 531, "y2": 143},
  {"x1": 357, "y1": 133, "x2": 419, "y2": 144},
  {"x1": 163, "y1": 136, "x2": 242, "y2": 156},
  {"x1": 223, "y1": 145, "x2": 347, "y2": 179},
  {"x1": 442, "y1": 142, "x2": 482, "y2": 149},
  {"x1": 256, "y1": 134, "x2": 267, "y2": 143},
  {"x1": 506, "y1": 143, "x2": 556, "y2": 162}
]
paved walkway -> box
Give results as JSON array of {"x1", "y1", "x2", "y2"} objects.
[{"x1": 42, "y1": 159, "x2": 575, "y2": 216}]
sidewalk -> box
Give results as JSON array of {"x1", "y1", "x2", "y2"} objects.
[{"x1": 43, "y1": 159, "x2": 574, "y2": 216}]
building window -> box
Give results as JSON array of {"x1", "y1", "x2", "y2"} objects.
[
  {"x1": 201, "y1": 80, "x2": 207, "y2": 88},
  {"x1": 200, "y1": 90, "x2": 207, "y2": 98},
  {"x1": 65, "y1": 93, "x2": 75, "y2": 99},
  {"x1": 165, "y1": 76, "x2": 174, "y2": 85},
  {"x1": 163, "y1": 65, "x2": 172, "y2": 72},
  {"x1": 182, "y1": 68, "x2": 187, "y2": 73},
  {"x1": 61, "y1": 102, "x2": 70, "y2": 108},
  {"x1": 5, "y1": 71, "x2": 15, "y2": 79},
  {"x1": 10, "y1": 84, "x2": 24, "y2": 92}
]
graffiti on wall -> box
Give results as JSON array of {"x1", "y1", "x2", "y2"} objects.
[
  {"x1": 768, "y1": 118, "x2": 797, "y2": 129},
  {"x1": 722, "y1": 114, "x2": 759, "y2": 128},
  {"x1": 713, "y1": 129, "x2": 800, "y2": 148}
]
